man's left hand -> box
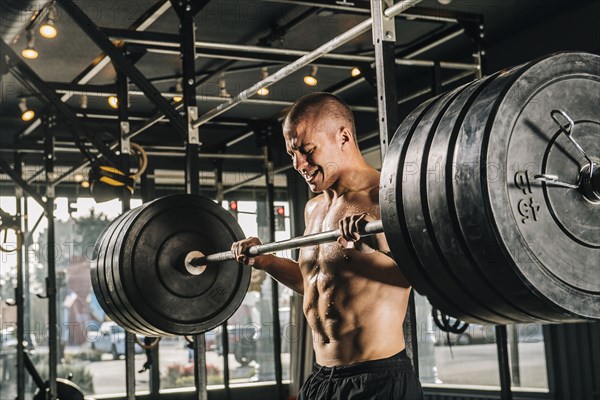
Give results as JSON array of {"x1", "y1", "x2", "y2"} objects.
[{"x1": 337, "y1": 212, "x2": 378, "y2": 253}]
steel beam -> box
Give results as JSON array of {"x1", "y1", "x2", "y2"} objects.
[
  {"x1": 401, "y1": 26, "x2": 465, "y2": 59},
  {"x1": 1, "y1": 39, "x2": 120, "y2": 167},
  {"x1": 192, "y1": 0, "x2": 423, "y2": 129},
  {"x1": 103, "y1": 27, "x2": 477, "y2": 71},
  {"x1": 57, "y1": 0, "x2": 188, "y2": 138},
  {"x1": 259, "y1": 0, "x2": 481, "y2": 23},
  {"x1": 0, "y1": 156, "x2": 46, "y2": 207},
  {"x1": 17, "y1": 0, "x2": 171, "y2": 138}
]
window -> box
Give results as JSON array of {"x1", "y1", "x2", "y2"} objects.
[
  {"x1": 416, "y1": 293, "x2": 548, "y2": 391},
  {"x1": 1, "y1": 196, "x2": 295, "y2": 396}
]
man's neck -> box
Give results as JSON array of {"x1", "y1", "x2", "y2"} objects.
[{"x1": 323, "y1": 161, "x2": 374, "y2": 200}]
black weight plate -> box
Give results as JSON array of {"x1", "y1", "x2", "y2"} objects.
[
  {"x1": 401, "y1": 81, "x2": 501, "y2": 324},
  {"x1": 484, "y1": 52, "x2": 599, "y2": 320},
  {"x1": 34, "y1": 378, "x2": 84, "y2": 400},
  {"x1": 105, "y1": 204, "x2": 167, "y2": 336},
  {"x1": 381, "y1": 93, "x2": 470, "y2": 320},
  {"x1": 452, "y1": 60, "x2": 568, "y2": 323},
  {"x1": 426, "y1": 68, "x2": 549, "y2": 324},
  {"x1": 94, "y1": 205, "x2": 160, "y2": 336},
  {"x1": 91, "y1": 209, "x2": 156, "y2": 336},
  {"x1": 90, "y1": 211, "x2": 123, "y2": 323},
  {"x1": 120, "y1": 194, "x2": 250, "y2": 335},
  {"x1": 542, "y1": 121, "x2": 599, "y2": 247},
  {"x1": 93, "y1": 208, "x2": 140, "y2": 333}
]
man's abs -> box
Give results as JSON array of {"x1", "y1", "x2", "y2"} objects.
[{"x1": 301, "y1": 243, "x2": 410, "y2": 366}]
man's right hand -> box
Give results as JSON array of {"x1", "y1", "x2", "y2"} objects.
[{"x1": 230, "y1": 237, "x2": 271, "y2": 270}]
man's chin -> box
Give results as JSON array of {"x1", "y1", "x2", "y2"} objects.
[{"x1": 307, "y1": 180, "x2": 329, "y2": 193}]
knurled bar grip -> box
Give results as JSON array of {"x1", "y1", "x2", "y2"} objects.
[{"x1": 188, "y1": 219, "x2": 385, "y2": 268}]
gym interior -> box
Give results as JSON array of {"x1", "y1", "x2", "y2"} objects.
[{"x1": 0, "y1": 0, "x2": 598, "y2": 399}]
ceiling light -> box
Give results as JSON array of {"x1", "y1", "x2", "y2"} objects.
[
  {"x1": 172, "y1": 79, "x2": 183, "y2": 102},
  {"x1": 107, "y1": 95, "x2": 118, "y2": 109},
  {"x1": 437, "y1": 0, "x2": 452, "y2": 4},
  {"x1": 303, "y1": 66, "x2": 318, "y2": 87},
  {"x1": 351, "y1": 67, "x2": 361, "y2": 77},
  {"x1": 257, "y1": 67, "x2": 269, "y2": 96},
  {"x1": 219, "y1": 73, "x2": 230, "y2": 97},
  {"x1": 81, "y1": 181, "x2": 90, "y2": 188},
  {"x1": 19, "y1": 97, "x2": 35, "y2": 121},
  {"x1": 74, "y1": 173, "x2": 84, "y2": 182},
  {"x1": 39, "y1": 6, "x2": 58, "y2": 39},
  {"x1": 81, "y1": 94, "x2": 88, "y2": 109},
  {"x1": 21, "y1": 30, "x2": 39, "y2": 59}
]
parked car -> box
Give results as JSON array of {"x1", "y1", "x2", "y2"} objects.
[{"x1": 87, "y1": 322, "x2": 143, "y2": 359}]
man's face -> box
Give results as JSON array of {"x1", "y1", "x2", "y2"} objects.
[{"x1": 284, "y1": 115, "x2": 341, "y2": 193}]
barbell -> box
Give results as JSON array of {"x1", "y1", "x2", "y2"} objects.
[{"x1": 91, "y1": 52, "x2": 599, "y2": 336}]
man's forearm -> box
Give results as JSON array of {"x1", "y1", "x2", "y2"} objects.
[{"x1": 259, "y1": 255, "x2": 304, "y2": 295}]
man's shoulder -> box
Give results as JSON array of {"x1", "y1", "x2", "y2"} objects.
[{"x1": 305, "y1": 194, "x2": 324, "y2": 213}]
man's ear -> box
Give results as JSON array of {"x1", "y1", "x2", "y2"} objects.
[{"x1": 339, "y1": 127, "x2": 352, "y2": 148}]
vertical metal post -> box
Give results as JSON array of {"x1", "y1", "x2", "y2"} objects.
[
  {"x1": 495, "y1": 325, "x2": 513, "y2": 400},
  {"x1": 371, "y1": 0, "x2": 399, "y2": 159},
  {"x1": 214, "y1": 160, "x2": 224, "y2": 204},
  {"x1": 45, "y1": 119, "x2": 58, "y2": 400},
  {"x1": 473, "y1": 16, "x2": 486, "y2": 79},
  {"x1": 285, "y1": 169, "x2": 310, "y2": 394},
  {"x1": 432, "y1": 61, "x2": 442, "y2": 96},
  {"x1": 509, "y1": 325, "x2": 521, "y2": 386},
  {"x1": 14, "y1": 154, "x2": 25, "y2": 400},
  {"x1": 22, "y1": 192, "x2": 32, "y2": 356},
  {"x1": 371, "y1": 0, "x2": 418, "y2": 376},
  {"x1": 21, "y1": 179, "x2": 32, "y2": 398},
  {"x1": 139, "y1": 166, "x2": 160, "y2": 396},
  {"x1": 263, "y1": 144, "x2": 284, "y2": 399},
  {"x1": 181, "y1": 0, "x2": 201, "y2": 197},
  {"x1": 214, "y1": 161, "x2": 231, "y2": 400},
  {"x1": 175, "y1": 1, "x2": 206, "y2": 397},
  {"x1": 116, "y1": 67, "x2": 136, "y2": 400}
]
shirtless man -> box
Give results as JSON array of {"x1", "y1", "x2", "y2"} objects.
[{"x1": 231, "y1": 92, "x2": 423, "y2": 399}]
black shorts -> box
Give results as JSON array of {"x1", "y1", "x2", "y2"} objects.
[{"x1": 298, "y1": 350, "x2": 423, "y2": 400}]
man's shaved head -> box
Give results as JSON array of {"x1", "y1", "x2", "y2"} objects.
[{"x1": 283, "y1": 92, "x2": 357, "y2": 143}]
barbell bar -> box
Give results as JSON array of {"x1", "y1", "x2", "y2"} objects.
[
  {"x1": 185, "y1": 220, "x2": 384, "y2": 269},
  {"x1": 91, "y1": 51, "x2": 599, "y2": 336}
]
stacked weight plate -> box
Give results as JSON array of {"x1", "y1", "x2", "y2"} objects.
[
  {"x1": 91, "y1": 194, "x2": 251, "y2": 336},
  {"x1": 381, "y1": 52, "x2": 600, "y2": 324}
]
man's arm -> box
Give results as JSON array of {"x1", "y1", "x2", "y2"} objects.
[
  {"x1": 230, "y1": 240, "x2": 304, "y2": 295},
  {"x1": 259, "y1": 255, "x2": 304, "y2": 295}
]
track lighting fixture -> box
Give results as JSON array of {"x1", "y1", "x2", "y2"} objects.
[
  {"x1": 303, "y1": 65, "x2": 318, "y2": 86},
  {"x1": 108, "y1": 95, "x2": 119, "y2": 109},
  {"x1": 21, "y1": 30, "x2": 39, "y2": 59},
  {"x1": 257, "y1": 67, "x2": 269, "y2": 96},
  {"x1": 219, "y1": 73, "x2": 230, "y2": 97},
  {"x1": 172, "y1": 79, "x2": 183, "y2": 103},
  {"x1": 39, "y1": 6, "x2": 58, "y2": 39},
  {"x1": 19, "y1": 97, "x2": 35, "y2": 121}
]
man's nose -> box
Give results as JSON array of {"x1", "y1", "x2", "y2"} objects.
[{"x1": 294, "y1": 154, "x2": 309, "y2": 172}]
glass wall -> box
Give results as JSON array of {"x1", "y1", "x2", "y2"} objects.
[
  {"x1": 1, "y1": 194, "x2": 295, "y2": 398},
  {"x1": 158, "y1": 199, "x2": 293, "y2": 392},
  {"x1": 416, "y1": 292, "x2": 548, "y2": 390}
]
